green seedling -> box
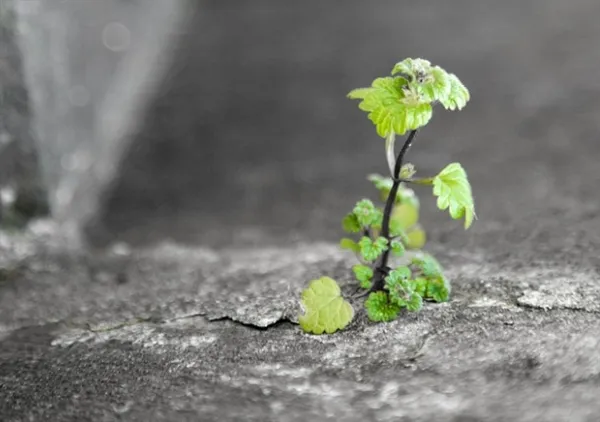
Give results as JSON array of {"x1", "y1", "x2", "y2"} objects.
[{"x1": 299, "y1": 58, "x2": 475, "y2": 335}]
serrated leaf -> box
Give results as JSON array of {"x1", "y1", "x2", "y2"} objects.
[
  {"x1": 413, "y1": 277, "x2": 429, "y2": 297},
  {"x1": 432, "y1": 162, "x2": 476, "y2": 229},
  {"x1": 411, "y1": 253, "x2": 443, "y2": 278},
  {"x1": 391, "y1": 103, "x2": 432, "y2": 136},
  {"x1": 439, "y1": 73, "x2": 470, "y2": 110},
  {"x1": 299, "y1": 277, "x2": 355, "y2": 335},
  {"x1": 358, "y1": 236, "x2": 389, "y2": 262},
  {"x1": 365, "y1": 291, "x2": 401, "y2": 322},
  {"x1": 405, "y1": 293, "x2": 423, "y2": 312},
  {"x1": 405, "y1": 225, "x2": 426, "y2": 249},
  {"x1": 352, "y1": 264, "x2": 374, "y2": 290},
  {"x1": 353, "y1": 199, "x2": 379, "y2": 227},
  {"x1": 426, "y1": 275, "x2": 451, "y2": 303},
  {"x1": 346, "y1": 87, "x2": 372, "y2": 99},
  {"x1": 384, "y1": 267, "x2": 420, "y2": 310},
  {"x1": 348, "y1": 77, "x2": 433, "y2": 137},
  {"x1": 342, "y1": 213, "x2": 361, "y2": 233},
  {"x1": 390, "y1": 239, "x2": 405, "y2": 257},
  {"x1": 391, "y1": 58, "x2": 432, "y2": 80},
  {"x1": 369, "y1": 208, "x2": 384, "y2": 231},
  {"x1": 410, "y1": 255, "x2": 451, "y2": 302},
  {"x1": 420, "y1": 66, "x2": 451, "y2": 103},
  {"x1": 340, "y1": 238, "x2": 359, "y2": 253},
  {"x1": 386, "y1": 266, "x2": 412, "y2": 284}
]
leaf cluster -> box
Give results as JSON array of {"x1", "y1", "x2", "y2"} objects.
[
  {"x1": 363, "y1": 254, "x2": 450, "y2": 322},
  {"x1": 340, "y1": 183, "x2": 424, "y2": 262},
  {"x1": 348, "y1": 58, "x2": 470, "y2": 138}
]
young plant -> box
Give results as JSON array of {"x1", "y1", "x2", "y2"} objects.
[{"x1": 299, "y1": 58, "x2": 475, "y2": 335}]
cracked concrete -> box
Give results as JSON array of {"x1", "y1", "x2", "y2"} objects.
[{"x1": 2, "y1": 216, "x2": 600, "y2": 421}]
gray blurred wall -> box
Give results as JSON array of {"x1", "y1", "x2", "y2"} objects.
[{"x1": 3, "y1": 0, "x2": 600, "y2": 248}]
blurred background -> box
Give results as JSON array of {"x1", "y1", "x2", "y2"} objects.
[{"x1": 1, "y1": 0, "x2": 599, "y2": 250}]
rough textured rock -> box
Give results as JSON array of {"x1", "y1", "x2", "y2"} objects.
[{"x1": 1, "y1": 216, "x2": 600, "y2": 421}]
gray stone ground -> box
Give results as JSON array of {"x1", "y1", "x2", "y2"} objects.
[
  {"x1": 1, "y1": 215, "x2": 600, "y2": 421},
  {"x1": 3, "y1": 0, "x2": 600, "y2": 421}
]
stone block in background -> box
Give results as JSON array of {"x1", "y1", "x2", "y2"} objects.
[
  {"x1": 0, "y1": 0, "x2": 47, "y2": 227},
  {"x1": 12, "y1": 0, "x2": 192, "y2": 246},
  {"x1": 8, "y1": 0, "x2": 600, "y2": 249}
]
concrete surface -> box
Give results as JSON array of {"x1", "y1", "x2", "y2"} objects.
[
  {"x1": 2, "y1": 0, "x2": 600, "y2": 420},
  {"x1": 1, "y1": 216, "x2": 600, "y2": 421}
]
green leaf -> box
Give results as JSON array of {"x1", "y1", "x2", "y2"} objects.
[
  {"x1": 392, "y1": 103, "x2": 433, "y2": 136},
  {"x1": 340, "y1": 238, "x2": 359, "y2": 253},
  {"x1": 391, "y1": 58, "x2": 432, "y2": 80},
  {"x1": 342, "y1": 213, "x2": 361, "y2": 233},
  {"x1": 411, "y1": 253, "x2": 443, "y2": 278},
  {"x1": 367, "y1": 174, "x2": 420, "y2": 207},
  {"x1": 391, "y1": 59, "x2": 469, "y2": 110},
  {"x1": 358, "y1": 236, "x2": 389, "y2": 262},
  {"x1": 348, "y1": 77, "x2": 433, "y2": 137},
  {"x1": 390, "y1": 239, "x2": 405, "y2": 257},
  {"x1": 420, "y1": 66, "x2": 451, "y2": 103},
  {"x1": 439, "y1": 73, "x2": 470, "y2": 111},
  {"x1": 359, "y1": 279, "x2": 372, "y2": 290},
  {"x1": 299, "y1": 277, "x2": 355, "y2": 335},
  {"x1": 425, "y1": 275, "x2": 451, "y2": 303},
  {"x1": 350, "y1": 59, "x2": 469, "y2": 137},
  {"x1": 391, "y1": 202, "x2": 419, "y2": 231},
  {"x1": 405, "y1": 225, "x2": 426, "y2": 250},
  {"x1": 353, "y1": 199, "x2": 379, "y2": 227},
  {"x1": 384, "y1": 267, "x2": 424, "y2": 312},
  {"x1": 368, "y1": 174, "x2": 394, "y2": 201},
  {"x1": 389, "y1": 219, "x2": 406, "y2": 238},
  {"x1": 405, "y1": 293, "x2": 423, "y2": 312},
  {"x1": 365, "y1": 291, "x2": 401, "y2": 322},
  {"x1": 400, "y1": 163, "x2": 416, "y2": 179},
  {"x1": 413, "y1": 277, "x2": 429, "y2": 297},
  {"x1": 398, "y1": 185, "x2": 420, "y2": 209},
  {"x1": 352, "y1": 264, "x2": 374, "y2": 289},
  {"x1": 369, "y1": 208, "x2": 384, "y2": 231},
  {"x1": 410, "y1": 254, "x2": 451, "y2": 302},
  {"x1": 432, "y1": 162, "x2": 476, "y2": 229},
  {"x1": 385, "y1": 266, "x2": 412, "y2": 290}
]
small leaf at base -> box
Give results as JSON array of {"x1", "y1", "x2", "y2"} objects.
[
  {"x1": 365, "y1": 291, "x2": 401, "y2": 322},
  {"x1": 340, "y1": 238, "x2": 359, "y2": 253},
  {"x1": 352, "y1": 264, "x2": 374, "y2": 288},
  {"x1": 299, "y1": 277, "x2": 354, "y2": 335}
]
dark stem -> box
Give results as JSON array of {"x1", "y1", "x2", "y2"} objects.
[{"x1": 370, "y1": 129, "x2": 418, "y2": 292}]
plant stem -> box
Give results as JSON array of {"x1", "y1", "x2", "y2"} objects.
[
  {"x1": 398, "y1": 177, "x2": 434, "y2": 186},
  {"x1": 371, "y1": 129, "x2": 418, "y2": 292}
]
